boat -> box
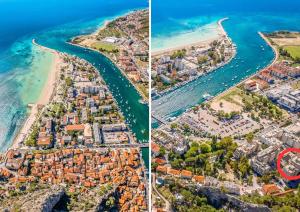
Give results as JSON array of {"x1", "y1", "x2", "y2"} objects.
[
  {"x1": 203, "y1": 93, "x2": 213, "y2": 100},
  {"x1": 139, "y1": 99, "x2": 147, "y2": 104}
]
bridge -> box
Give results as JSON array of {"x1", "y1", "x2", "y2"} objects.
[{"x1": 151, "y1": 114, "x2": 167, "y2": 125}]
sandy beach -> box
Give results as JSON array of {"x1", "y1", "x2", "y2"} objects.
[
  {"x1": 11, "y1": 40, "x2": 62, "y2": 149},
  {"x1": 152, "y1": 17, "x2": 236, "y2": 97},
  {"x1": 152, "y1": 18, "x2": 229, "y2": 57},
  {"x1": 73, "y1": 20, "x2": 110, "y2": 47},
  {"x1": 160, "y1": 31, "x2": 278, "y2": 127},
  {"x1": 36, "y1": 49, "x2": 61, "y2": 105}
]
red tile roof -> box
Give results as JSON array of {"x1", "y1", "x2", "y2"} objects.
[
  {"x1": 151, "y1": 142, "x2": 160, "y2": 153},
  {"x1": 65, "y1": 124, "x2": 85, "y2": 131},
  {"x1": 262, "y1": 184, "x2": 281, "y2": 195}
]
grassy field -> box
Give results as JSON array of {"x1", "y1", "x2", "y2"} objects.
[
  {"x1": 97, "y1": 27, "x2": 123, "y2": 39},
  {"x1": 91, "y1": 41, "x2": 118, "y2": 53},
  {"x1": 210, "y1": 87, "x2": 252, "y2": 113},
  {"x1": 218, "y1": 87, "x2": 253, "y2": 106},
  {"x1": 283, "y1": 45, "x2": 300, "y2": 59}
]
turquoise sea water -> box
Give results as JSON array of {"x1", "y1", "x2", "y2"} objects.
[
  {"x1": 0, "y1": 0, "x2": 149, "y2": 168},
  {"x1": 152, "y1": 0, "x2": 300, "y2": 125}
]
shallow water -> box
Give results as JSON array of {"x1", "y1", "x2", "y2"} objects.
[
  {"x1": 0, "y1": 0, "x2": 149, "y2": 167},
  {"x1": 152, "y1": 0, "x2": 300, "y2": 126}
]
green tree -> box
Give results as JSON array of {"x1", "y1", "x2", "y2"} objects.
[
  {"x1": 199, "y1": 143, "x2": 212, "y2": 154},
  {"x1": 105, "y1": 196, "x2": 115, "y2": 209},
  {"x1": 197, "y1": 56, "x2": 208, "y2": 65},
  {"x1": 245, "y1": 132, "x2": 254, "y2": 143},
  {"x1": 65, "y1": 77, "x2": 73, "y2": 86},
  {"x1": 170, "y1": 123, "x2": 178, "y2": 130},
  {"x1": 159, "y1": 147, "x2": 166, "y2": 157}
]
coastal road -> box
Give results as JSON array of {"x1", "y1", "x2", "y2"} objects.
[{"x1": 152, "y1": 174, "x2": 173, "y2": 212}]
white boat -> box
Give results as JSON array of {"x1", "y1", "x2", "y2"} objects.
[
  {"x1": 203, "y1": 93, "x2": 213, "y2": 100},
  {"x1": 139, "y1": 99, "x2": 147, "y2": 104}
]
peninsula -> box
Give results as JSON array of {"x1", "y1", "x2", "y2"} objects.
[
  {"x1": 152, "y1": 30, "x2": 300, "y2": 211},
  {"x1": 151, "y1": 18, "x2": 236, "y2": 97},
  {"x1": 71, "y1": 9, "x2": 149, "y2": 102},
  {"x1": 0, "y1": 42, "x2": 148, "y2": 211}
]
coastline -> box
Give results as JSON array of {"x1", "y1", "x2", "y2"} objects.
[
  {"x1": 74, "y1": 20, "x2": 110, "y2": 42},
  {"x1": 70, "y1": 11, "x2": 149, "y2": 103},
  {"x1": 152, "y1": 18, "x2": 229, "y2": 57},
  {"x1": 33, "y1": 39, "x2": 62, "y2": 106},
  {"x1": 205, "y1": 31, "x2": 278, "y2": 104},
  {"x1": 153, "y1": 17, "x2": 237, "y2": 98},
  {"x1": 11, "y1": 39, "x2": 62, "y2": 150},
  {"x1": 152, "y1": 37, "x2": 219, "y2": 57},
  {"x1": 158, "y1": 31, "x2": 278, "y2": 128},
  {"x1": 67, "y1": 41, "x2": 149, "y2": 103}
]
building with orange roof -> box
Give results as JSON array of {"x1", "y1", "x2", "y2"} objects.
[
  {"x1": 153, "y1": 158, "x2": 166, "y2": 165},
  {"x1": 37, "y1": 136, "x2": 53, "y2": 148},
  {"x1": 262, "y1": 184, "x2": 281, "y2": 195},
  {"x1": 244, "y1": 80, "x2": 258, "y2": 92},
  {"x1": 181, "y1": 170, "x2": 192, "y2": 179},
  {"x1": 65, "y1": 124, "x2": 85, "y2": 132},
  {"x1": 254, "y1": 78, "x2": 269, "y2": 90},
  {"x1": 151, "y1": 142, "x2": 160, "y2": 157},
  {"x1": 167, "y1": 168, "x2": 180, "y2": 177},
  {"x1": 193, "y1": 175, "x2": 205, "y2": 184},
  {"x1": 156, "y1": 166, "x2": 167, "y2": 174}
]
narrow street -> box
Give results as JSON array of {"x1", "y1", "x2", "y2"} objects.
[{"x1": 152, "y1": 174, "x2": 173, "y2": 212}]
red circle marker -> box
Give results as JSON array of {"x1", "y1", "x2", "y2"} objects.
[{"x1": 277, "y1": 148, "x2": 300, "y2": 181}]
